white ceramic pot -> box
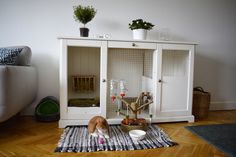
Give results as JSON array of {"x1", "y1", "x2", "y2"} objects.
[{"x1": 132, "y1": 29, "x2": 147, "y2": 40}]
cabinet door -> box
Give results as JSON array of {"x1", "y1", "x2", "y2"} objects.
[
  {"x1": 156, "y1": 44, "x2": 194, "y2": 117},
  {"x1": 60, "y1": 39, "x2": 107, "y2": 120}
]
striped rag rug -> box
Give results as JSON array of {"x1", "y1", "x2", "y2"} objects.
[{"x1": 55, "y1": 125, "x2": 177, "y2": 152}]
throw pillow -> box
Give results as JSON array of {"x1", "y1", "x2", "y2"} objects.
[{"x1": 0, "y1": 47, "x2": 23, "y2": 65}]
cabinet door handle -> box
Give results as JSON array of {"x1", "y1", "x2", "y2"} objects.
[
  {"x1": 102, "y1": 79, "x2": 106, "y2": 82},
  {"x1": 158, "y1": 79, "x2": 162, "y2": 83},
  {"x1": 132, "y1": 43, "x2": 136, "y2": 47}
]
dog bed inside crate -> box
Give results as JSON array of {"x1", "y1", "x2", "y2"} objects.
[{"x1": 68, "y1": 98, "x2": 100, "y2": 107}]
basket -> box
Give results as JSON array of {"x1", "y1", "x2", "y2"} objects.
[
  {"x1": 120, "y1": 118, "x2": 148, "y2": 132},
  {"x1": 192, "y1": 87, "x2": 211, "y2": 120}
]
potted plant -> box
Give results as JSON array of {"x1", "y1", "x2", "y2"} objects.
[
  {"x1": 73, "y1": 5, "x2": 97, "y2": 37},
  {"x1": 128, "y1": 19, "x2": 154, "y2": 40}
]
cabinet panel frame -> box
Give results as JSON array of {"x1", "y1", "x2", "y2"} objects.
[
  {"x1": 59, "y1": 39, "x2": 107, "y2": 123},
  {"x1": 156, "y1": 43, "x2": 195, "y2": 118}
]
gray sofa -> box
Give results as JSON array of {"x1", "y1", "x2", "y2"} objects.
[{"x1": 0, "y1": 46, "x2": 37, "y2": 122}]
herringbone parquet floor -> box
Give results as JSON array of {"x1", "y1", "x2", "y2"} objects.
[{"x1": 1, "y1": 110, "x2": 236, "y2": 157}]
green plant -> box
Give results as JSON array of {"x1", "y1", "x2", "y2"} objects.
[
  {"x1": 128, "y1": 19, "x2": 154, "y2": 30},
  {"x1": 73, "y1": 5, "x2": 97, "y2": 27}
]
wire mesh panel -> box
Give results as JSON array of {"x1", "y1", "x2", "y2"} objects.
[{"x1": 107, "y1": 48, "x2": 154, "y2": 117}]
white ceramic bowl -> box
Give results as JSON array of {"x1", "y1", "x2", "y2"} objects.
[{"x1": 129, "y1": 129, "x2": 146, "y2": 141}]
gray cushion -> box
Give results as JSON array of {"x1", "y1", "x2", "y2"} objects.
[{"x1": 0, "y1": 46, "x2": 32, "y2": 66}]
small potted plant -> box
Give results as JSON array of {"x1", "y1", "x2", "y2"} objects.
[
  {"x1": 73, "y1": 5, "x2": 97, "y2": 37},
  {"x1": 128, "y1": 19, "x2": 154, "y2": 40}
]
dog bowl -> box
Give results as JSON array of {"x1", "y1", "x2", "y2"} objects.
[{"x1": 129, "y1": 129, "x2": 146, "y2": 141}]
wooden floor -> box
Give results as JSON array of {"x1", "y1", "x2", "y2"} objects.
[{"x1": 0, "y1": 110, "x2": 236, "y2": 157}]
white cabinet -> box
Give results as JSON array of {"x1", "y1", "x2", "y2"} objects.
[
  {"x1": 59, "y1": 37, "x2": 196, "y2": 128},
  {"x1": 154, "y1": 44, "x2": 195, "y2": 122}
]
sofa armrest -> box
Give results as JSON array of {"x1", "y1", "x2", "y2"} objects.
[
  {"x1": 15, "y1": 46, "x2": 32, "y2": 66},
  {"x1": 0, "y1": 65, "x2": 37, "y2": 122}
]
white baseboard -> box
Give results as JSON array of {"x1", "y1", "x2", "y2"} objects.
[{"x1": 210, "y1": 101, "x2": 236, "y2": 110}]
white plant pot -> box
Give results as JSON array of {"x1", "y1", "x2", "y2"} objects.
[{"x1": 132, "y1": 29, "x2": 147, "y2": 40}]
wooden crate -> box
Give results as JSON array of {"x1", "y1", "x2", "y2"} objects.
[{"x1": 72, "y1": 75, "x2": 95, "y2": 92}]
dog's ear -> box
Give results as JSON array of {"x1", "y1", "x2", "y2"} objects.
[{"x1": 88, "y1": 118, "x2": 97, "y2": 133}]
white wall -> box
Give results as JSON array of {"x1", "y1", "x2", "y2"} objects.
[{"x1": 0, "y1": 0, "x2": 236, "y2": 113}]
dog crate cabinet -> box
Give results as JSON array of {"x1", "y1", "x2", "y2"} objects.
[{"x1": 59, "y1": 37, "x2": 196, "y2": 128}]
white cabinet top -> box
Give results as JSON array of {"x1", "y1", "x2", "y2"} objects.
[{"x1": 58, "y1": 36, "x2": 197, "y2": 45}]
